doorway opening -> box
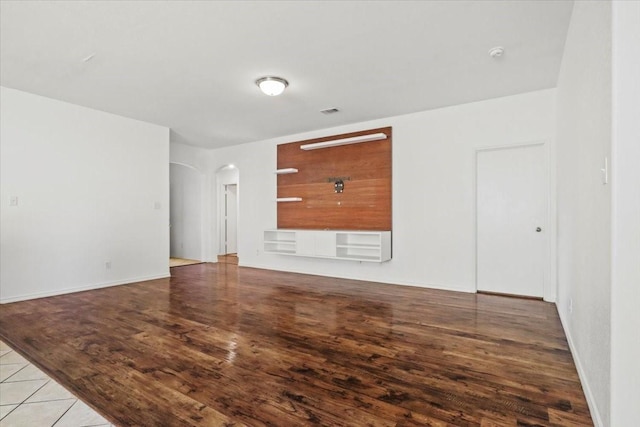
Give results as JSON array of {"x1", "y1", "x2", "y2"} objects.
[
  {"x1": 216, "y1": 165, "x2": 239, "y2": 265},
  {"x1": 169, "y1": 163, "x2": 203, "y2": 268}
]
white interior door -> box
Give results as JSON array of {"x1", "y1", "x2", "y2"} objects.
[
  {"x1": 477, "y1": 144, "x2": 547, "y2": 297},
  {"x1": 225, "y1": 184, "x2": 238, "y2": 254}
]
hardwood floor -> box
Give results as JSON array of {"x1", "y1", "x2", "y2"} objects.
[
  {"x1": 170, "y1": 257, "x2": 203, "y2": 268},
  {"x1": 217, "y1": 254, "x2": 239, "y2": 265},
  {"x1": 0, "y1": 264, "x2": 592, "y2": 426}
]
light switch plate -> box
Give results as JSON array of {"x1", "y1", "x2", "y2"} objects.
[{"x1": 9, "y1": 196, "x2": 18, "y2": 206}]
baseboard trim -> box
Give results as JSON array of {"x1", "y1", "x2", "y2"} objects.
[
  {"x1": 477, "y1": 290, "x2": 544, "y2": 300},
  {"x1": 0, "y1": 273, "x2": 170, "y2": 304},
  {"x1": 557, "y1": 306, "x2": 604, "y2": 427},
  {"x1": 238, "y1": 262, "x2": 474, "y2": 294}
]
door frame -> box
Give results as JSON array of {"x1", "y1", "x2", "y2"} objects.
[
  {"x1": 215, "y1": 165, "x2": 239, "y2": 258},
  {"x1": 474, "y1": 140, "x2": 556, "y2": 302},
  {"x1": 223, "y1": 183, "x2": 238, "y2": 254}
]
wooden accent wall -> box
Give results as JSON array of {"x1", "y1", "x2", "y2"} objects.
[{"x1": 277, "y1": 127, "x2": 392, "y2": 230}]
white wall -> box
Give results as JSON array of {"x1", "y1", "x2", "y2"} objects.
[
  {"x1": 169, "y1": 163, "x2": 202, "y2": 260},
  {"x1": 611, "y1": 1, "x2": 640, "y2": 425},
  {"x1": 170, "y1": 142, "x2": 215, "y2": 261},
  {"x1": 191, "y1": 89, "x2": 557, "y2": 298},
  {"x1": 555, "y1": 2, "x2": 612, "y2": 425},
  {"x1": 0, "y1": 87, "x2": 170, "y2": 303},
  {"x1": 170, "y1": 141, "x2": 210, "y2": 173}
]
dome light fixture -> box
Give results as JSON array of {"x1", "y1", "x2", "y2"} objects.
[{"x1": 256, "y1": 76, "x2": 288, "y2": 96}]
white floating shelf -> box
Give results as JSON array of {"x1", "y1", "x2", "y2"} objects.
[
  {"x1": 275, "y1": 168, "x2": 298, "y2": 174},
  {"x1": 300, "y1": 132, "x2": 387, "y2": 150},
  {"x1": 276, "y1": 197, "x2": 302, "y2": 202}
]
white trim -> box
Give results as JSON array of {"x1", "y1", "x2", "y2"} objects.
[
  {"x1": 557, "y1": 306, "x2": 605, "y2": 427},
  {"x1": 472, "y1": 140, "x2": 546, "y2": 152},
  {"x1": 473, "y1": 141, "x2": 556, "y2": 301},
  {"x1": 169, "y1": 161, "x2": 202, "y2": 173},
  {"x1": 238, "y1": 262, "x2": 474, "y2": 294},
  {"x1": 214, "y1": 164, "x2": 238, "y2": 173},
  {"x1": 0, "y1": 273, "x2": 170, "y2": 304}
]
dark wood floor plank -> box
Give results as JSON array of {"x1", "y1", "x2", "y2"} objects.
[{"x1": 0, "y1": 264, "x2": 592, "y2": 426}]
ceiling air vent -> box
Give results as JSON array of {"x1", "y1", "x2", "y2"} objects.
[{"x1": 320, "y1": 108, "x2": 340, "y2": 115}]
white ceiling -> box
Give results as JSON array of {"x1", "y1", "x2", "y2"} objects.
[{"x1": 0, "y1": 1, "x2": 573, "y2": 149}]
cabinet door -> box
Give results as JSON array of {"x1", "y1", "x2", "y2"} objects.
[
  {"x1": 296, "y1": 232, "x2": 315, "y2": 256},
  {"x1": 295, "y1": 231, "x2": 336, "y2": 257},
  {"x1": 315, "y1": 232, "x2": 336, "y2": 257}
]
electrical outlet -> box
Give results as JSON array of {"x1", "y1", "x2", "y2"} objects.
[
  {"x1": 568, "y1": 298, "x2": 573, "y2": 314},
  {"x1": 256, "y1": 249, "x2": 260, "y2": 256},
  {"x1": 105, "y1": 261, "x2": 112, "y2": 270}
]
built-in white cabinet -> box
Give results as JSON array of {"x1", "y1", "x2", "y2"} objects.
[
  {"x1": 336, "y1": 232, "x2": 391, "y2": 261},
  {"x1": 263, "y1": 230, "x2": 391, "y2": 262},
  {"x1": 263, "y1": 230, "x2": 297, "y2": 254}
]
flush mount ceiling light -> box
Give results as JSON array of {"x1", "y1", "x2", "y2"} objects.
[{"x1": 256, "y1": 76, "x2": 289, "y2": 96}]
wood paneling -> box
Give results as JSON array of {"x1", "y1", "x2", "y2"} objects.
[
  {"x1": 277, "y1": 127, "x2": 392, "y2": 230},
  {"x1": 0, "y1": 264, "x2": 592, "y2": 426}
]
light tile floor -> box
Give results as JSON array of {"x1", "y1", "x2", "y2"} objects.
[{"x1": 0, "y1": 340, "x2": 115, "y2": 427}]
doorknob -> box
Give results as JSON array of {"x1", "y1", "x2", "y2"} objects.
[{"x1": 536, "y1": 227, "x2": 542, "y2": 232}]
